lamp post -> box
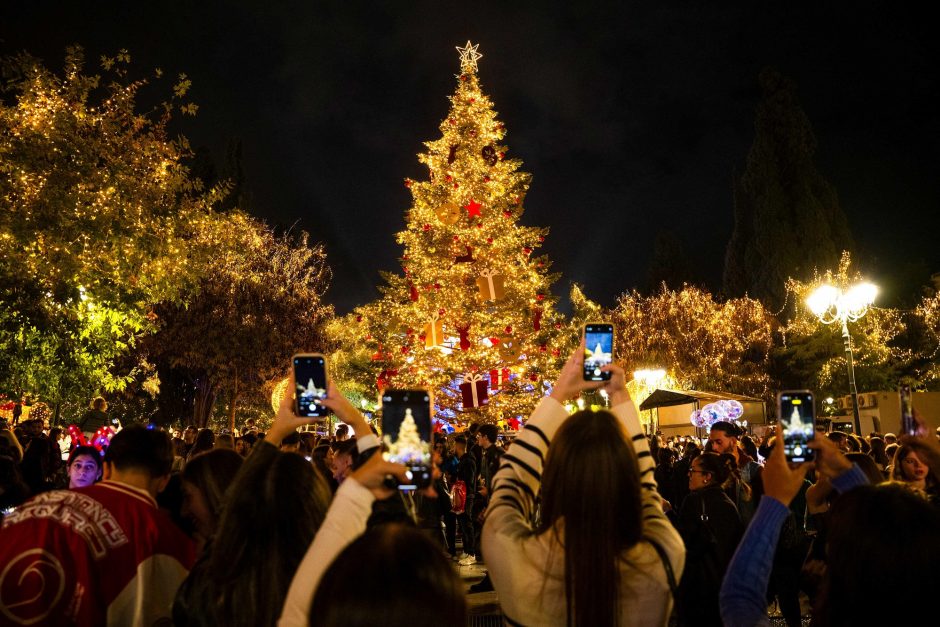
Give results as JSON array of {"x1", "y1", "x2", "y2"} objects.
[{"x1": 805, "y1": 282, "x2": 878, "y2": 435}]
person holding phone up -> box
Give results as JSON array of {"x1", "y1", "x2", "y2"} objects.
[{"x1": 480, "y1": 339, "x2": 686, "y2": 627}]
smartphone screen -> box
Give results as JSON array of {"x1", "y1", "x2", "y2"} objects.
[
  {"x1": 900, "y1": 385, "x2": 916, "y2": 436},
  {"x1": 381, "y1": 389, "x2": 432, "y2": 490},
  {"x1": 778, "y1": 390, "x2": 815, "y2": 463},
  {"x1": 293, "y1": 354, "x2": 328, "y2": 418},
  {"x1": 584, "y1": 323, "x2": 614, "y2": 381}
]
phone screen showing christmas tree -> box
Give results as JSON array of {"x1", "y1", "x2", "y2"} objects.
[
  {"x1": 381, "y1": 390, "x2": 432, "y2": 490},
  {"x1": 583, "y1": 324, "x2": 614, "y2": 381}
]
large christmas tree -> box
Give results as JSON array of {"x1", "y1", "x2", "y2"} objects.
[{"x1": 328, "y1": 42, "x2": 566, "y2": 425}]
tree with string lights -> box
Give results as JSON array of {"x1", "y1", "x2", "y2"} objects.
[
  {"x1": 328, "y1": 42, "x2": 567, "y2": 425},
  {"x1": 0, "y1": 48, "x2": 225, "y2": 419}
]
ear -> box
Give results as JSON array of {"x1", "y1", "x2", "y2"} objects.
[
  {"x1": 152, "y1": 474, "x2": 171, "y2": 495},
  {"x1": 102, "y1": 461, "x2": 115, "y2": 481}
]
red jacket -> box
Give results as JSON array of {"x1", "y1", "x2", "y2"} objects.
[{"x1": 0, "y1": 481, "x2": 195, "y2": 626}]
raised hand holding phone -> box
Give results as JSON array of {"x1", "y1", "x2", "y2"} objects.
[
  {"x1": 292, "y1": 353, "x2": 328, "y2": 418},
  {"x1": 778, "y1": 390, "x2": 815, "y2": 463}
]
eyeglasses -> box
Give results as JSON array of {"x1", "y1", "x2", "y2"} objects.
[{"x1": 688, "y1": 469, "x2": 709, "y2": 476}]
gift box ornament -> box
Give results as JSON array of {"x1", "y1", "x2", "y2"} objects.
[
  {"x1": 424, "y1": 315, "x2": 444, "y2": 349},
  {"x1": 489, "y1": 368, "x2": 511, "y2": 390},
  {"x1": 498, "y1": 335, "x2": 522, "y2": 361},
  {"x1": 476, "y1": 269, "x2": 506, "y2": 301},
  {"x1": 460, "y1": 373, "x2": 489, "y2": 408}
]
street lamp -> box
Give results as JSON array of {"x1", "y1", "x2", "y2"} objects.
[{"x1": 806, "y1": 282, "x2": 878, "y2": 435}]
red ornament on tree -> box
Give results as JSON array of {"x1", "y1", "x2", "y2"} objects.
[
  {"x1": 505, "y1": 325, "x2": 512, "y2": 334},
  {"x1": 423, "y1": 223, "x2": 431, "y2": 231},
  {"x1": 552, "y1": 348, "x2": 560, "y2": 357},
  {"x1": 523, "y1": 247, "x2": 532, "y2": 256},
  {"x1": 536, "y1": 293, "x2": 545, "y2": 301},
  {"x1": 533, "y1": 307, "x2": 543, "y2": 331},
  {"x1": 404, "y1": 178, "x2": 413, "y2": 188},
  {"x1": 456, "y1": 324, "x2": 471, "y2": 351},
  {"x1": 409, "y1": 284, "x2": 419, "y2": 302},
  {"x1": 356, "y1": 315, "x2": 363, "y2": 322},
  {"x1": 503, "y1": 210, "x2": 512, "y2": 218},
  {"x1": 465, "y1": 199, "x2": 482, "y2": 217}
]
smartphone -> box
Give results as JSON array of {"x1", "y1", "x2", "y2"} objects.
[
  {"x1": 900, "y1": 385, "x2": 916, "y2": 436},
  {"x1": 583, "y1": 323, "x2": 614, "y2": 381},
  {"x1": 292, "y1": 353, "x2": 328, "y2": 418},
  {"x1": 381, "y1": 389, "x2": 433, "y2": 490},
  {"x1": 778, "y1": 390, "x2": 815, "y2": 463}
]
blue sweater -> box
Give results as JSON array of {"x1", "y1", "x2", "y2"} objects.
[{"x1": 718, "y1": 464, "x2": 869, "y2": 627}]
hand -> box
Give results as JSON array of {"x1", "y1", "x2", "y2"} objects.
[
  {"x1": 550, "y1": 338, "x2": 604, "y2": 403},
  {"x1": 269, "y1": 372, "x2": 319, "y2": 446},
  {"x1": 805, "y1": 475, "x2": 833, "y2": 514},
  {"x1": 319, "y1": 381, "x2": 370, "y2": 436},
  {"x1": 807, "y1": 434, "x2": 853, "y2": 480},
  {"x1": 603, "y1": 363, "x2": 631, "y2": 407},
  {"x1": 349, "y1": 450, "x2": 409, "y2": 500},
  {"x1": 762, "y1": 436, "x2": 812, "y2": 507}
]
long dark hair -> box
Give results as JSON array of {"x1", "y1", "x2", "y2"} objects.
[
  {"x1": 205, "y1": 448, "x2": 331, "y2": 626},
  {"x1": 310, "y1": 524, "x2": 466, "y2": 627},
  {"x1": 813, "y1": 484, "x2": 940, "y2": 625},
  {"x1": 537, "y1": 409, "x2": 642, "y2": 627}
]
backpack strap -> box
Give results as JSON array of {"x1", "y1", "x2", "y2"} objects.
[{"x1": 648, "y1": 537, "x2": 679, "y2": 599}]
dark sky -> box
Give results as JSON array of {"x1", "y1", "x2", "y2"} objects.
[{"x1": 3, "y1": 1, "x2": 938, "y2": 313}]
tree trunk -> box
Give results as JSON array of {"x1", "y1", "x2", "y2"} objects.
[
  {"x1": 193, "y1": 376, "x2": 217, "y2": 429},
  {"x1": 228, "y1": 371, "x2": 239, "y2": 435}
]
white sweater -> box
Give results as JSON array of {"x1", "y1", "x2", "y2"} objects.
[
  {"x1": 278, "y1": 436, "x2": 380, "y2": 627},
  {"x1": 481, "y1": 396, "x2": 686, "y2": 626}
]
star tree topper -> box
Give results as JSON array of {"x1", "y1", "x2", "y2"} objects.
[{"x1": 456, "y1": 40, "x2": 483, "y2": 73}]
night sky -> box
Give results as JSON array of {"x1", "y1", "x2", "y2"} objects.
[{"x1": 3, "y1": 2, "x2": 938, "y2": 313}]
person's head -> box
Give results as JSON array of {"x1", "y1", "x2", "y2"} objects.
[
  {"x1": 708, "y1": 421, "x2": 741, "y2": 456},
  {"x1": 845, "y1": 434, "x2": 862, "y2": 453},
  {"x1": 215, "y1": 433, "x2": 235, "y2": 449},
  {"x1": 868, "y1": 437, "x2": 889, "y2": 465},
  {"x1": 688, "y1": 451, "x2": 735, "y2": 492},
  {"x1": 538, "y1": 409, "x2": 642, "y2": 627},
  {"x1": 310, "y1": 524, "x2": 466, "y2": 627},
  {"x1": 739, "y1": 434, "x2": 759, "y2": 460},
  {"x1": 815, "y1": 484, "x2": 940, "y2": 625},
  {"x1": 24, "y1": 419, "x2": 43, "y2": 438},
  {"x1": 454, "y1": 435, "x2": 468, "y2": 457},
  {"x1": 91, "y1": 396, "x2": 108, "y2": 412},
  {"x1": 477, "y1": 423, "x2": 498, "y2": 449},
  {"x1": 49, "y1": 427, "x2": 64, "y2": 443},
  {"x1": 330, "y1": 439, "x2": 358, "y2": 484},
  {"x1": 657, "y1": 447, "x2": 676, "y2": 468},
  {"x1": 883, "y1": 432, "x2": 897, "y2": 445},
  {"x1": 181, "y1": 448, "x2": 244, "y2": 540},
  {"x1": 827, "y1": 431, "x2": 849, "y2": 452},
  {"x1": 890, "y1": 445, "x2": 929, "y2": 485},
  {"x1": 844, "y1": 452, "x2": 885, "y2": 485},
  {"x1": 192, "y1": 428, "x2": 215, "y2": 453},
  {"x1": 244, "y1": 418, "x2": 257, "y2": 432},
  {"x1": 335, "y1": 424, "x2": 349, "y2": 441},
  {"x1": 183, "y1": 425, "x2": 198, "y2": 444},
  {"x1": 67, "y1": 445, "x2": 103, "y2": 489},
  {"x1": 280, "y1": 430, "x2": 302, "y2": 453},
  {"x1": 234, "y1": 437, "x2": 249, "y2": 456},
  {"x1": 103, "y1": 425, "x2": 175, "y2": 496},
  {"x1": 207, "y1": 446, "x2": 331, "y2": 626}
]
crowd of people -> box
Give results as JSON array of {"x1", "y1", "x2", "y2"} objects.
[{"x1": 2, "y1": 341, "x2": 940, "y2": 626}]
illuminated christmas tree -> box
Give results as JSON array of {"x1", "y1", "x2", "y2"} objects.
[{"x1": 328, "y1": 42, "x2": 566, "y2": 425}]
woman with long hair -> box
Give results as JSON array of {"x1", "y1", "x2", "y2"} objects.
[
  {"x1": 179, "y1": 448, "x2": 244, "y2": 552},
  {"x1": 675, "y1": 452, "x2": 744, "y2": 626},
  {"x1": 173, "y1": 405, "x2": 331, "y2": 627},
  {"x1": 481, "y1": 342, "x2": 685, "y2": 626}
]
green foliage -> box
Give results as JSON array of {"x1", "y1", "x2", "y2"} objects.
[
  {"x1": 144, "y1": 214, "x2": 333, "y2": 427},
  {"x1": 0, "y1": 47, "x2": 221, "y2": 409}
]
